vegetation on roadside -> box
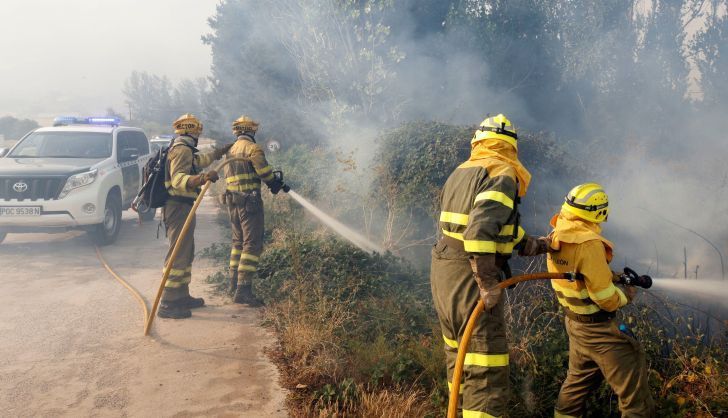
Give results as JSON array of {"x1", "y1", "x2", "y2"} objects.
[{"x1": 200, "y1": 120, "x2": 727, "y2": 417}]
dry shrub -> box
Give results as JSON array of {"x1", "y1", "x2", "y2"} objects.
[
  {"x1": 267, "y1": 289, "x2": 353, "y2": 384},
  {"x1": 298, "y1": 386, "x2": 435, "y2": 418},
  {"x1": 356, "y1": 387, "x2": 434, "y2": 418}
]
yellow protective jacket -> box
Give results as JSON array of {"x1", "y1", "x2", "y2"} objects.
[
  {"x1": 438, "y1": 138, "x2": 532, "y2": 255},
  {"x1": 165, "y1": 135, "x2": 216, "y2": 200},
  {"x1": 547, "y1": 211, "x2": 628, "y2": 315},
  {"x1": 224, "y1": 135, "x2": 275, "y2": 193}
]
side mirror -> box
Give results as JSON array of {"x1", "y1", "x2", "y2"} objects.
[
  {"x1": 0, "y1": 148, "x2": 8, "y2": 158},
  {"x1": 120, "y1": 148, "x2": 139, "y2": 162}
]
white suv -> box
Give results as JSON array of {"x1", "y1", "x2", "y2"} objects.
[{"x1": 0, "y1": 117, "x2": 152, "y2": 245}]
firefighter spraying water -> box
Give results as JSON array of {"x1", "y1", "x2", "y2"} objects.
[{"x1": 287, "y1": 190, "x2": 384, "y2": 254}]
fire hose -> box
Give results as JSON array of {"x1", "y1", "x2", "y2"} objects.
[
  {"x1": 446, "y1": 270, "x2": 652, "y2": 418},
  {"x1": 144, "y1": 157, "x2": 247, "y2": 336},
  {"x1": 95, "y1": 246, "x2": 149, "y2": 326},
  {"x1": 143, "y1": 157, "x2": 289, "y2": 336},
  {"x1": 446, "y1": 272, "x2": 578, "y2": 418}
]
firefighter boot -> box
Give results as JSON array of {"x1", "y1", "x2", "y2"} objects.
[
  {"x1": 228, "y1": 270, "x2": 238, "y2": 296},
  {"x1": 179, "y1": 284, "x2": 205, "y2": 309},
  {"x1": 233, "y1": 284, "x2": 263, "y2": 307},
  {"x1": 158, "y1": 287, "x2": 192, "y2": 319}
]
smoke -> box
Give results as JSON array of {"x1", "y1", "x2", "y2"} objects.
[
  {"x1": 289, "y1": 190, "x2": 384, "y2": 253},
  {"x1": 202, "y1": 0, "x2": 728, "y2": 275}
]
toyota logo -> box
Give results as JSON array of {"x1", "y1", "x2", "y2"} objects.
[{"x1": 13, "y1": 181, "x2": 28, "y2": 193}]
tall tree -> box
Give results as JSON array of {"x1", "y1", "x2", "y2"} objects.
[
  {"x1": 123, "y1": 71, "x2": 174, "y2": 124},
  {"x1": 0, "y1": 116, "x2": 39, "y2": 141}
]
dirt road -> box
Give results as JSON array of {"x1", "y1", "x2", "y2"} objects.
[{"x1": 0, "y1": 198, "x2": 287, "y2": 417}]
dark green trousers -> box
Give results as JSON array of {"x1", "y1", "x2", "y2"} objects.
[
  {"x1": 162, "y1": 200, "x2": 195, "y2": 301},
  {"x1": 555, "y1": 317, "x2": 654, "y2": 417},
  {"x1": 431, "y1": 239, "x2": 509, "y2": 418},
  {"x1": 227, "y1": 192, "x2": 264, "y2": 286}
]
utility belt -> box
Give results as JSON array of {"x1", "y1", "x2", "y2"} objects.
[
  {"x1": 224, "y1": 189, "x2": 260, "y2": 206},
  {"x1": 439, "y1": 235, "x2": 512, "y2": 280},
  {"x1": 441, "y1": 235, "x2": 465, "y2": 251},
  {"x1": 167, "y1": 195, "x2": 196, "y2": 205},
  {"x1": 564, "y1": 308, "x2": 615, "y2": 324}
]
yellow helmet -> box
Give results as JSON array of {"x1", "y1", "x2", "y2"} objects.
[
  {"x1": 562, "y1": 183, "x2": 610, "y2": 223},
  {"x1": 173, "y1": 113, "x2": 203, "y2": 137},
  {"x1": 472, "y1": 113, "x2": 518, "y2": 148},
  {"x1": 232, "y1": 115, "x2": 259, "y2": 134}
]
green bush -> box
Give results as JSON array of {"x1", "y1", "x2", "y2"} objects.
[{"x1": 202, "y1": 119, "x2": 726, "y2": 417}]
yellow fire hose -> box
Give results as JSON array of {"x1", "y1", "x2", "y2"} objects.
[
  {"x1": 95, "y1": 246, "x2": 149, "y2": 326},
  {"x1": 144, "y1": 157, "x2": 248, "y2": 336},
  {"x1": 447, "y1": 272, "x2": 577, "y2": 418}
]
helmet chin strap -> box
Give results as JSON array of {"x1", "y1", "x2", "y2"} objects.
[{"x1": 236, "y1": 131, "x2": 256, "y2": 143}]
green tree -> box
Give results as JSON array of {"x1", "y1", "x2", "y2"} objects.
[
  {"x1": 0, "y1": 116, "x2": 39, "y2": 141},
  {"x1": 122, "y1": 71, "x2": 174, "y2": 125},
  {"x1": 202, "y1": 0, "x2": 314, "y2": 143},
  {"x1": 693, "y1": 1, "x2": 728, "y2": 108}
]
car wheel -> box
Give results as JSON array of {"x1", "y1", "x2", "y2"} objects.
[
  {"x1": 140, "y1": 207, "x2": 157, "y2": 222},
  {"x1": 89, "y1": 193, "x2": 122, "y2": 245}
]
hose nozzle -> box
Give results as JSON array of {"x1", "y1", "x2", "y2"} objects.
[
  {"x1": 272, "y1": 170, "x2": 291, "y2": 194},
  {"x1": 618, "y1": 267, "x2": 652, "y2": 289}
]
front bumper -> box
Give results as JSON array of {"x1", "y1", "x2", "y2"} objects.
[{"x1": 0, "y1": 185, "x2": 105, "y2": 229}]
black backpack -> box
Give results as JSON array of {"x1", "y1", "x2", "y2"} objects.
[{"x1": 133, "y1": 141, "x2": 195, "y2": 212}]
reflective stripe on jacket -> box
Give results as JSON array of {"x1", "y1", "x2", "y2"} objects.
[
  {"x1": 547, "y1": 211, "x2": 628, "y2": 315},
  {"x1": 224, "y1": 136, "x2": 274, "y2": 193},
  {"x1": 439, "y1": 153, "x2": 525, "y2": 255},
  {"x1": 165, "y1": 135, "x2": 215, "y2": 199}
]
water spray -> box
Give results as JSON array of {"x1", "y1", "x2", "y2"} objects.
[{"x1": 287, "y1": 190, "x2": 384, "y2": 254}]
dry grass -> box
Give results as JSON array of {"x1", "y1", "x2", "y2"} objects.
[{"x1": 297, "y1": 386, "x2": 434, "y2": 418}]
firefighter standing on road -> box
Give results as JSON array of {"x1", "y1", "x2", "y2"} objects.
[
  {"x1": 547, "y1": 183, "x2": 654, "y2": 417},
  {"x1": 224, "y1": 115, "x2": 285, "y2": 305},
  {"x1": 158, "y1": 114, "x2": 231, "y2": 319},
  {"x1": 431, "y1": 114, "x2": 551, "y2": 417}
]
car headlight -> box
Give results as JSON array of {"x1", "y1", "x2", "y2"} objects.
[{"x1": 59, "y1": 169, "x2": 98, "y2": 198}]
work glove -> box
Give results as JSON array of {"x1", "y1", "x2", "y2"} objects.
[
  {"x1": 469, "y1": 254, "x2": 502, "y2": 310},
  {"x1": 268, "y1": 180, "x2": 282, "y2": 195},
  {"x1": 213, "y1": 143, "x2": 234, "y2": 160},
  {"x1": 620, "y1": 284, "x2": 637, "y2": 303},
  {"x1": 518, "y1": 235, "x2": 552, "y2": 256},
  {"x1": 204, "y1": 170, "x2": 220, "y2": 183},
  {"x1": 186, "y1": 170, "x2": 219, "y2": 189}
]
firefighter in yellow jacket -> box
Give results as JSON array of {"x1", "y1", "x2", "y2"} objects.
[
  {"x1": 159, "y1": 114, "x2": 231, "y2": 319},
  {"x1": 547, "y1": 183, "x2": 654, "y2": 417},
  {"x1": 431, "y1": 114, "x2": 551, "y2": 417},
  {"x1": 224, "y1": 116, "x2": 285, "y2": 305}
]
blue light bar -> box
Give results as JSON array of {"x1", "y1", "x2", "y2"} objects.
[
  {"x1": 53, "y1": 116, "x2": 83, "y2": 126},
  {"x1": 87, "y1": 116, "x2": 121, "y2": 126},
  {"x1": 52, "y1": 116, "x2": 121, "y2": 127}
]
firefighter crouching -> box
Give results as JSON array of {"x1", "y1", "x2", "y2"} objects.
[
  {"x1": 547, "y1": 183, "x2": 654, "y2": 417},
  {"x1": 224, "y1": 115, "x2": 286, "y2": 306},
  {"x1": 431, "y1": 114, "x2": 551, "y2": 417},
  {"x1": 158, "y1": 114, "x2": 232, "y2": 319}
]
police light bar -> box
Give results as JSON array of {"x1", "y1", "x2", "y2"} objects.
[
  {"x1": 87, "y1": 116, "x2": 121, "y2": 126},
  {"x1": 52, "y1": 116, "x2": 121, "y2": 127},
  {"x1": 53, "y1": 116, "x2": 83, "y2": 126}
]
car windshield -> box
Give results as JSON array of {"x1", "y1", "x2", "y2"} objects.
[{"x1": 9, "y1": 131, "x2": 113, "y2": 158}]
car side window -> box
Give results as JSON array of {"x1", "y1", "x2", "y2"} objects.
[
  {"x1": 131, "y1": 132, "x2": 149, "y2": 155},
  {"x1": 116, "y1": 131, "x2": 135, "y2": 162}
]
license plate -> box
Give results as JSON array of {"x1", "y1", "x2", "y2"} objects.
[{"x1": 0, "y1": 206, "x2": 42, "y2": 216}]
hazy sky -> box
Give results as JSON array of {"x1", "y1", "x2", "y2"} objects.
[{"x1": 0, "y1": 0, "x2": 218, "y2": 122}]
